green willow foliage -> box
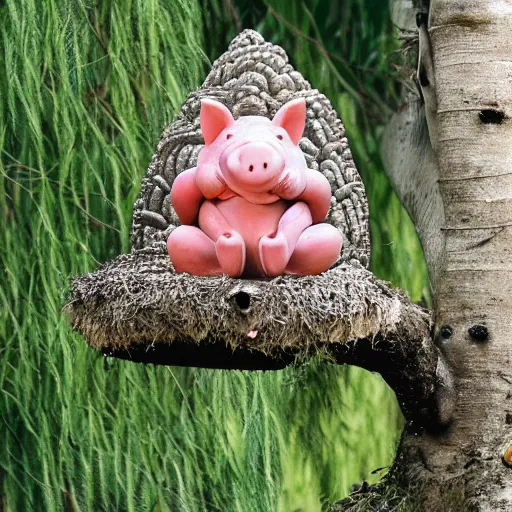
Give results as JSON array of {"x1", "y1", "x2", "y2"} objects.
[{"x1": 0, "y1": 1, "x2": 428, "y2": 511}]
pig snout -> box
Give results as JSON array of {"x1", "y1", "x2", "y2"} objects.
[{"x1": 224, "y1": 142, "x2": 284, "y2": 191}]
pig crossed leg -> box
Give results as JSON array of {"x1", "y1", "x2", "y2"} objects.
[
  {"x1": 259, "y1": 202, "x2": 343, "y2": 277},
  {"x1": 198, "y1": 200, "x2": 246, "y2": 277},
  {"x1": 259, "y1": 202, "x2": 312, "y2": 277},
  {"x1": 168, "y1": 200, "x2": 342, "y2": 277},
  {"x1": 167, "y1": 201, "x2": 246, "y2": 277},
  {"x1": 286, "y1": 223, "x2": 343, "y2": 275}
]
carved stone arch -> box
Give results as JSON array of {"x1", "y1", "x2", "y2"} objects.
[{"x1": 130, "y1": 29, "x2": 370, "y2": 268}]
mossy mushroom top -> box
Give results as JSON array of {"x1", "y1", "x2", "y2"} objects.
[{"x1": 66, "y1": 30, "x2": 379, "y2": 368}]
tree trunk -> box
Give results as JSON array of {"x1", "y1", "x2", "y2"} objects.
[{"x1": 384, "y1": 0, "x2": 512, "y2": 509}]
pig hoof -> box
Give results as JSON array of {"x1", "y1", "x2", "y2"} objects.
[
  {"x1": 259, "y1": 233, "x2": 290, "y2": 277},
  {"x1": 216, "y1": 231, "x2": 246, "y2": 277}
]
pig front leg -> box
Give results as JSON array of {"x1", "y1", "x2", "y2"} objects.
[
  {"x1": 284, "y1": 171, "x2": 343, "y2": 274},
  {"x1": 270, "y1": 167, "x2": 307, "y2": 203},
  {"x1": 167, "y1": 204, "x2": 247, "y2": 277},
  {"x1": 198, "y1": 200, "x2": 246, "y2": 278},
  {"x1": 295, "y1": 170, "x2": 333, "y2": 223},
  {"x1": 171, "y1": 167, "x2": 204, "y2": 225},
  {"x1": 259, "y1": 202, "x2": 312, "y2": 277},
  {"x1": 266, "y1": 169, "x2": 342, "y2": 275}
]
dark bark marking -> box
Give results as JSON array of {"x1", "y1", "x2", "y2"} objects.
[
  {"x1": 440, "y1": 325, "x2": 453, "y2": 339},
  {"x1": 416, "y1": 12, "x2": 429, "y2": 28},
  {"x1": 498, "y1": 372, "x2": 512, "y2": 385},
  {"x1": 442, "y1": 13, "x2": 492, "y2": 28},
  {"x1": 233, "y1": 291, "x2": 251, "y2": 312},
  {"x1": 467, "y1": 228, "x2": 504, "y2": 249},
  {"x1": 468, "y1": 324, "x2": 488, "y2": 342},
  {"x1": 419, "y1": 66, "x2": 430, "y2": 87},
  {"x1": 479, "y1": 109, "x2": 505, "y2": 125}
]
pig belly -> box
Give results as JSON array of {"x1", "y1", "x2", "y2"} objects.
[{"x1": 215, "y1": 196, "x2": 289, "y2": 277}]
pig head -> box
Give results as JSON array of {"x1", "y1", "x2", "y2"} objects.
[{"x1": 195, "y1": 98, "x2": 309, "y2": 206}]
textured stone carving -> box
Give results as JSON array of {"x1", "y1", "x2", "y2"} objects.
[{"x1": 131, "y1": 29, "x2": 370, "y2": 268}]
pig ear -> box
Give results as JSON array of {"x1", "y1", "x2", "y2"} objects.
[
  {"x1": 272, "y1": 98, "x2": 306, "y2": 145},
  {"x1": 200, "y1": 99, "x2": 235, "y2": 145}
]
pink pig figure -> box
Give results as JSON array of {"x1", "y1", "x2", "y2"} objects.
[{"x1": 167, "y1": 98, "x2": 343, "y2": 278}]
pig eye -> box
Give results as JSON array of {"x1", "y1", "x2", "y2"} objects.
[
  {"x1": 277, "y1": 134, "x2": 283, "y2": 140},
  {"x1": 226, "y1": 134, "x2": 233, "y2": 140}
]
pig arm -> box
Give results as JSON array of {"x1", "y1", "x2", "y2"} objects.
[
  {"x1": 195, "y1": 163, "x2": 228, "y2": 199},
  {"x1": 295, "y1": 171, "x2": 332, "y2": 223},
  {"x1": 171, "y1": 167, "x2": 204, "y2": 225},
  {"x1": 270, "y1": 168, "x2": 307, "y2": 201},
  {"x1": 272, "y1": 168, "x2": 331, "y2": 223}
]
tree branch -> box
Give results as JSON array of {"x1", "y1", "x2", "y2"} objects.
[
  {"x1": 381, "y1": 100, "x2": 445, "y2": 290},
  {"x1": 64, "y1": 245, "x2": 453, "y2": 427}
]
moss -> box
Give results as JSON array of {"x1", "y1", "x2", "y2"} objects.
[
  {"x1": 330, "y1": 478, "x2": 412, "y2": 511},
  {"x1": 65, "y1": 247, "x2": 430, "y2": 360},
  {"x1": 330, "y1": 476, "x2": 468, "y2": 512}
]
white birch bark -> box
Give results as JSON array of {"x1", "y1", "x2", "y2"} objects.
[{"x1": 384, "y1": 0, "x2": 512, "y2": 509}]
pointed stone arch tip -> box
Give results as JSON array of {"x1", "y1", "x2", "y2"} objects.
[{"x1": 65, "y1": 30, "x2": 452, "y2": 428}]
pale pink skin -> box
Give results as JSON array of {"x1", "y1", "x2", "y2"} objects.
[{"x1": 167, "y1": 98, "x2": 343, "y2": 277}]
